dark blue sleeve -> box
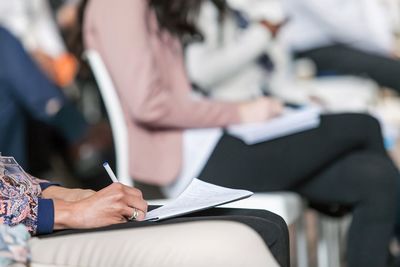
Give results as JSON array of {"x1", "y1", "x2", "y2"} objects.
[{"x1": 36, "y1": 198, "x2": 55, "y2": 235}]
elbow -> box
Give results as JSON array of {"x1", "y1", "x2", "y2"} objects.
[
  {"x1": 130, "y1": 98, "x2": 169, "y2": 127},
  {"x1": 131, "y1": 112, "x2": 162, "y2": 127},
  {"x1": 129, "y1": 81, "x2": 171, "y2": 127}
]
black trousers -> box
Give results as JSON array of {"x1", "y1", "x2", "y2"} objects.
[
  {"x1": 296, "y1": 44, "x2": 400, "y2": 93},
  {"x1": 199, "y1": 113, "x2": 399, "y2": 267},
  {"x1": 40, "y1": 207, "x2": 290, "y2": 267}
]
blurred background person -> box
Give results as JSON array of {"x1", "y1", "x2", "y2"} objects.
[
  {"x1": 0, "y1": 27, "x2": 111, "y2": 187},
  {"x1": 186, "y1": 0, "x2": 400, "y2": 259},
  {"x1": 0, "y1": 0, "x2": 78, "y2": 88},
  {"x1": 81, "y1": 0, "x2": 399, "y2": 266},
  {"x1": 185, "y1": 0, "x2": 287, "y2": 102},
  {"x1": 282, "y1": 0, "x2": 400, "y2": 94}
]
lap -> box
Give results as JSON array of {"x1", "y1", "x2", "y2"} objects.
[
  {"x1": 40, "y1": 207, "x2": 285, "y2": 247},
  {"x1": 200, "y1": 113, "x2": 385, "y2": 190},
  {"x1": 37, "y1": 207, "x2": 289, "y2": 267},
  {"x1": 30, "y1": 220, "x2": 278, "y2": 267}
]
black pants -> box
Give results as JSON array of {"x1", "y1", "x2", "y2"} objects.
[
  {"x1": 296, "y1": 44, "x2": 400, "y2": 93},
  {"x1": 40, "y1": 207, "x2": 290, "y2": 267},
  {"x1": 199, "y1": 113, "x2": 399, "y2": 267}
]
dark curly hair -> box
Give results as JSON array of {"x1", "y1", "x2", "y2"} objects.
[
  {"x1": 149, "y1": 0, "x2": 204, "y2": 42},
  {"x1": 69, "y1": 0, "x2": 228, "y2": 62}
]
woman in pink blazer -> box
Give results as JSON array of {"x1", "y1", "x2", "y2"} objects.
[{"x1": 83, "y1": 0, "x2": 398, "y2": 266}]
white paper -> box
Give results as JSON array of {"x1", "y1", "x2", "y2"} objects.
[
  {"x1": 227, "y1": 106, "x2": 321, "y2": 145},
  {"x1": 145, "y1": 179, "x2": 253, "y2": 221}
]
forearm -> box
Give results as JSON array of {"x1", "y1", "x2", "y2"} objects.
[
  {"x1": 42, "y1": 186, "x2": 95, "y2": 202},
  {"x1": 132, "y1": 93, "x2": 242, "y2": 129}
]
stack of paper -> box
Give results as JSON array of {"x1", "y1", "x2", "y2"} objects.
[
  {"x1": 227, "y1": 106, "x2": 321, "y2": 145},
  {"x1": 145, "y1": 179, "x2": 253, "y2": 221}
]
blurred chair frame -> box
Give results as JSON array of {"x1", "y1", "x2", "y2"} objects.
[{"x1": 85, "y1": 49, "x2": 345, "y2": 267}]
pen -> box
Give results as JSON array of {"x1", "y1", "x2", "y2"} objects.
[{"x1": 103, "y1": 162, "x2": 119, "y2": 183}]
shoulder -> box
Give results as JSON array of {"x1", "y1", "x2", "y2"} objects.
[
  {"x1": 85, "y1": 0, "x2": 150, "y2": 25},
  {"x1": 84, "y1": 0, "x2": 152, "y2": 49}
]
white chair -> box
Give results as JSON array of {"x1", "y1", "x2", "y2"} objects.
[
  {"x1": 84, "y1": 51, "x2": 132, "y2": 187},
  {"x1": 85, "y1": 49, "x2": 309, "y2": 267}
]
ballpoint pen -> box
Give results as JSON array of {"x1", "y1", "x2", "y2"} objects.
[{"x1": 103, "y1": 162, "x2": 119, "y2": 183}]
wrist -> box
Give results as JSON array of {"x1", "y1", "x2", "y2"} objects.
[{"x1": 53, "y1": 199, "x2": 77, "y2": 230}]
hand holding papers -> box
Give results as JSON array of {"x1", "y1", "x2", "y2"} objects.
[
  {"x1": 228, "y1": 106, "x2": 321, "y2": 145},
  {"x1": 145, "y1": 179, "x2": 253, "y2": 221}
]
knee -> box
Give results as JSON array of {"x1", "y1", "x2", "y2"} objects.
[
  {"x1": 322, "y1": 113, "x2": 383, "y2": 144},
  {"x1": 344, "y1": 113, "x2": 381, "y2": 135},
  {"x1": 353, "y1": 154, "x2": 398, "y2": 202},
  {"x1": 246, "y1": 210, "x2": 289, "y2": 241}
]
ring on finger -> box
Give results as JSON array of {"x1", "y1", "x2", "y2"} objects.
[{"x1": 129, "y1": 208, "x2": 140, "y2": 221}]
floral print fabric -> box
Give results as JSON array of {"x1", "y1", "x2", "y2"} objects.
[
  {"x1": 0, "y1": 156, "x2": 48, "y2": 235},
  {"x1": 0, "y1": 224, "x2": 30, "y2": 266}
]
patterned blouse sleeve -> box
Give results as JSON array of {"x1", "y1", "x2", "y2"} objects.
[{"x1": 0, "y1": 163, "x2": 54, "y2": 235}]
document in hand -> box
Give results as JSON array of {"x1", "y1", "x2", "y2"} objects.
[
  {"x1": 145, "y1": 179, "x2": 253, "y2": 221},
  {"x1": 227, "y1": 106, "x2": 321, "y2": 145}
]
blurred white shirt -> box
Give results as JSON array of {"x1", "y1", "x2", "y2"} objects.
[
  {"x1": 0, "y1": 0, "x2": 66, "y2": 57},
  {"x1": 186, "y1": 1, "x2": 273, "y2": 101},
  {"x1": 282, "y1": 0, "x2": 395, "y2": 55}
]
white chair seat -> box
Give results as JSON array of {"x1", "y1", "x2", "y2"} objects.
[{"x1": 220, "y1": 192, "x2": 303, "y2": 225}]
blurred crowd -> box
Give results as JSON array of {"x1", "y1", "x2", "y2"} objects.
[
  {"x1": 3, "y1": 0, "x2": 400, "y2": 183},
  {"x1": 3, "y1": 0, "x2": 400, "y2": 266}
]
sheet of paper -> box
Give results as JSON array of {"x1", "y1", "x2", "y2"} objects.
[
  {"x1": 227, "y1": 106, "x2": 321, "y2": 145},
  {"x1": 145, "y1": 179, "x2": 253, "y2": 221}
]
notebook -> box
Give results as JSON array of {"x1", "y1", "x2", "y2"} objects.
[{"x1": 227, "y1": 106, "x2": 321, "y2": 145}]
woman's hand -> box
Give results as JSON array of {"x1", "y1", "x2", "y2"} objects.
[
  {"x1": 239, "y1": 97, "x2": 284, "y2": 124},
  {"x1": 42, "y1": 186, "x2": 96, "y2": 202},
  {"x1": 53, "y1": 183, "x2": 148, "y2": 230}
]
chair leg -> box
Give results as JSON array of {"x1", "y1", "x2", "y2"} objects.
[
  {"x1": 295, "y1": 213, "x2": 309, "y2": 267},
  {"x1": 317, "y1": 215, "x2": 341, "y2": 267}
]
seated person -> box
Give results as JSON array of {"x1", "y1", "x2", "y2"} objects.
[
  {"x1": 188, "y1": 0, "x2": 400, "y2": 250},
  {"x1": 0, "y1": 155, "x2": 288, "y2": 267},
  {"x1": 186, "y1": 0, "x2": 286, "y2": 101},
  {"x1": 81, "y1": 0, "x2": 399, "y2": 266},
  {"x1": 0, "y1": 26, "x2": 109, "y2": 174},
  {"x1": 282, "y1": 0, "x2": 400, "y2": 93}
]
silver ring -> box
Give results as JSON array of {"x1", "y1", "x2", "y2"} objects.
[{"x1": 129, "y1": 208, "x2": 139, "y2": 221}]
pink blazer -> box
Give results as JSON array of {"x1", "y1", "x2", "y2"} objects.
[{"x1": 84, "y1": 0, "x2": 241, "y2": 185}]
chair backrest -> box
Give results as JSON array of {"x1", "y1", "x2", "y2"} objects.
[{"x1": 84, "y1": 50, "x2": 132, "y2": 186}]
